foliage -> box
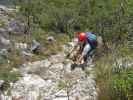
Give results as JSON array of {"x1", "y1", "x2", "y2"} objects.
[
  {"x1": 11, "y1": 0, "x2": 133, "y2": 42},
  {"x1": 58, "y1": 80, "x2": 67, "y2": 90},
  {"x1": 0, "y1": 64, "x2": 20, "y2": 91},
  {"x1": 95, "y1": 43, "x2": 133, "y2": 100},
  {"x1": 0, "y1": 67, "x2": 20, "y2": 82},
  {"x1": 112, "y1": 68, "x2": 133, "y2": 100},
  {"x1": 0, "y1": 20, "x2": 6, "y2": 27},
  {"x1": 0, "y1": 49, "x2": 21, "y2": 91}
]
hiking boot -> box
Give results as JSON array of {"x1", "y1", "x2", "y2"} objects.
[{"x1": 71, "y1": 63, "x2": 77, "y2": 70}]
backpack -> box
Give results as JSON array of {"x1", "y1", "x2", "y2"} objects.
[
  {"x1": 86, "y1": 32, "x2": 97, "y2": 41},
  {"x1": 85, "y1": 32, "x2": 97, "y2": 49}
]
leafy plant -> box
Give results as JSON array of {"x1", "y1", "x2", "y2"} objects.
[
  {"x1": 58, "y1": 80, "x2": 67, "y2": 90},
  {"x1": 112, "y1": 68, "x2": 133, "y2": 100}
]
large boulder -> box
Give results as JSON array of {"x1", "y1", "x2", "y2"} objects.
[
  {"x1": 11, "y1": 74, "x2": 56, "y2": 100},
  {"x1": 97, "y1": 36, "x2": 104, "y2": 48},
  {"x1": 47, "y1": 36, "x2": 55, "y2": 42},
  {"x1": 0, "y1": 28, "x2": 9, "y2": 38},
  {"x1": 0, "y1": 36, "x2": 11, "y2": 49},
  {"x1": 15, "y1": 43, "x2": 28, "y2": 50},
  {"x1": 30, "y1": 40, "x2": 40, "y2": 54},
  {"x1": 0, "y1": 36, "x2": 10, "y2": 45}
]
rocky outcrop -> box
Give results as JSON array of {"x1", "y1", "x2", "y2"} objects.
[
  {"x1": 0, "y1": 50, "x2": 98, "y2": 100},
  {"x1": 0, "y1": 36, "x2": 10, "y2": 45}
]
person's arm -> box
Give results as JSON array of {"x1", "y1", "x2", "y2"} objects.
[
  {"x1": 78, "y1": 43, "x2": 91, "y2": 64},
  {"x1": 77, "y1": 54, "x2": 84, "y2": 64},
  {"x1": 66, "y1": 38, "x2": 79, "y2": 57}
]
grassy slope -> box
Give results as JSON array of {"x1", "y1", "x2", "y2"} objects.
[{"x1": 95, "y1": 43, "x2": 133, "y2": 100}]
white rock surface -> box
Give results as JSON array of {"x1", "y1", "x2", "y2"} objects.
[
  {"x1": 7, "y1": 52, "x2": 97, "y2": 100},
  {"x1": 1, "y1": 50, "x2": 97, "y2": 100}
]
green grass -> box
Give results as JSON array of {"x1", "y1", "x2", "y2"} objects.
[
  {"x1": 112, "y1": 67, "x2": 133, "y2": 100},
  {"x1": 95, "y1": 44, "x2": 133, "y2": 100},
  {"x1": 58, "y1": 80, "x2": 67, "y2": 90},
  {"x1": 0, "y1": 68, "x2": 20, "y2": 82},
  {"x1": 95, "y1": 54, "x2": 114, "y2": 100},
  {"x1": 0, "y1": 19, "x2": 6, "y2": 27},
  {"x1": 0, "y1": 64, "x2": 21, "y2": 91}
]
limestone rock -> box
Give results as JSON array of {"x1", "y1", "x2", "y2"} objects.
[{"x1": 47, "y1": 36, "x2": 55, "y2": 42}]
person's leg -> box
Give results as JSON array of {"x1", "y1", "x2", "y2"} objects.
[{"x1": 81, "y1": 43, "x2": 92, "y2": 62}]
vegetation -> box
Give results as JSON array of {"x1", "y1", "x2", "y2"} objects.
[
  {"x1": 95, "y1": 44, "x2": 133, "y2": 100},
  {"x1": 11, "y1": 0, "x2": 133, "y2": 43},
  {"x1": 0, "y1": 0, "x2": 132, "y2": 99},
  {"x1": 0, "y1": 49, "x2": 21, "y2": 88},
  {"x1": 112, "y1": 67, "x2": 133, "y2": 100}
]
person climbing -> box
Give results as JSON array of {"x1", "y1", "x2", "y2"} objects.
[{"x1": 70, "y1": 32, "x2": 98, "y2": 65}]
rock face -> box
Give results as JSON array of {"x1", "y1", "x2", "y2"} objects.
[
  {"x1": 0, "y1": 36, "x2": 11, "y2": 50},
  {"x1": 0, "y1": 50, "x2": 98, "y2": 100}
]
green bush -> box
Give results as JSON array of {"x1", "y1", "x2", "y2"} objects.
[
  {"x1": 0, "y1": 66, "x2": 20, "y2": 91},
  {"x1": 0, "y1": 68, "x2": 20, "y2": 82},
  {"x1": 95, "y1": 44, "x2": 133, "y2": 100},
  {"x1": 112, "y1": 68, "x2": 133, "y2": 100}
]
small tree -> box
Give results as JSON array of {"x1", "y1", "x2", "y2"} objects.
[{"x1": 12, "y1": 0, "x2": 42, "y2": 41}]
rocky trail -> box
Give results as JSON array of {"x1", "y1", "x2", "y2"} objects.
[
  {"x1": 0, "y1": 39, "x2": 98, "y2": 100},
  {"x1": 0, "y1": 51, "x2": 98, "y2": 100}
]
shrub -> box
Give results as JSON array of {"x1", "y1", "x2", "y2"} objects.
[
  {"x1": 95, "y1": 44, "x2": 133, "y2": 100},
  {"x1": 112, "y1": 68, "x2": 133, "y2": 100}
]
